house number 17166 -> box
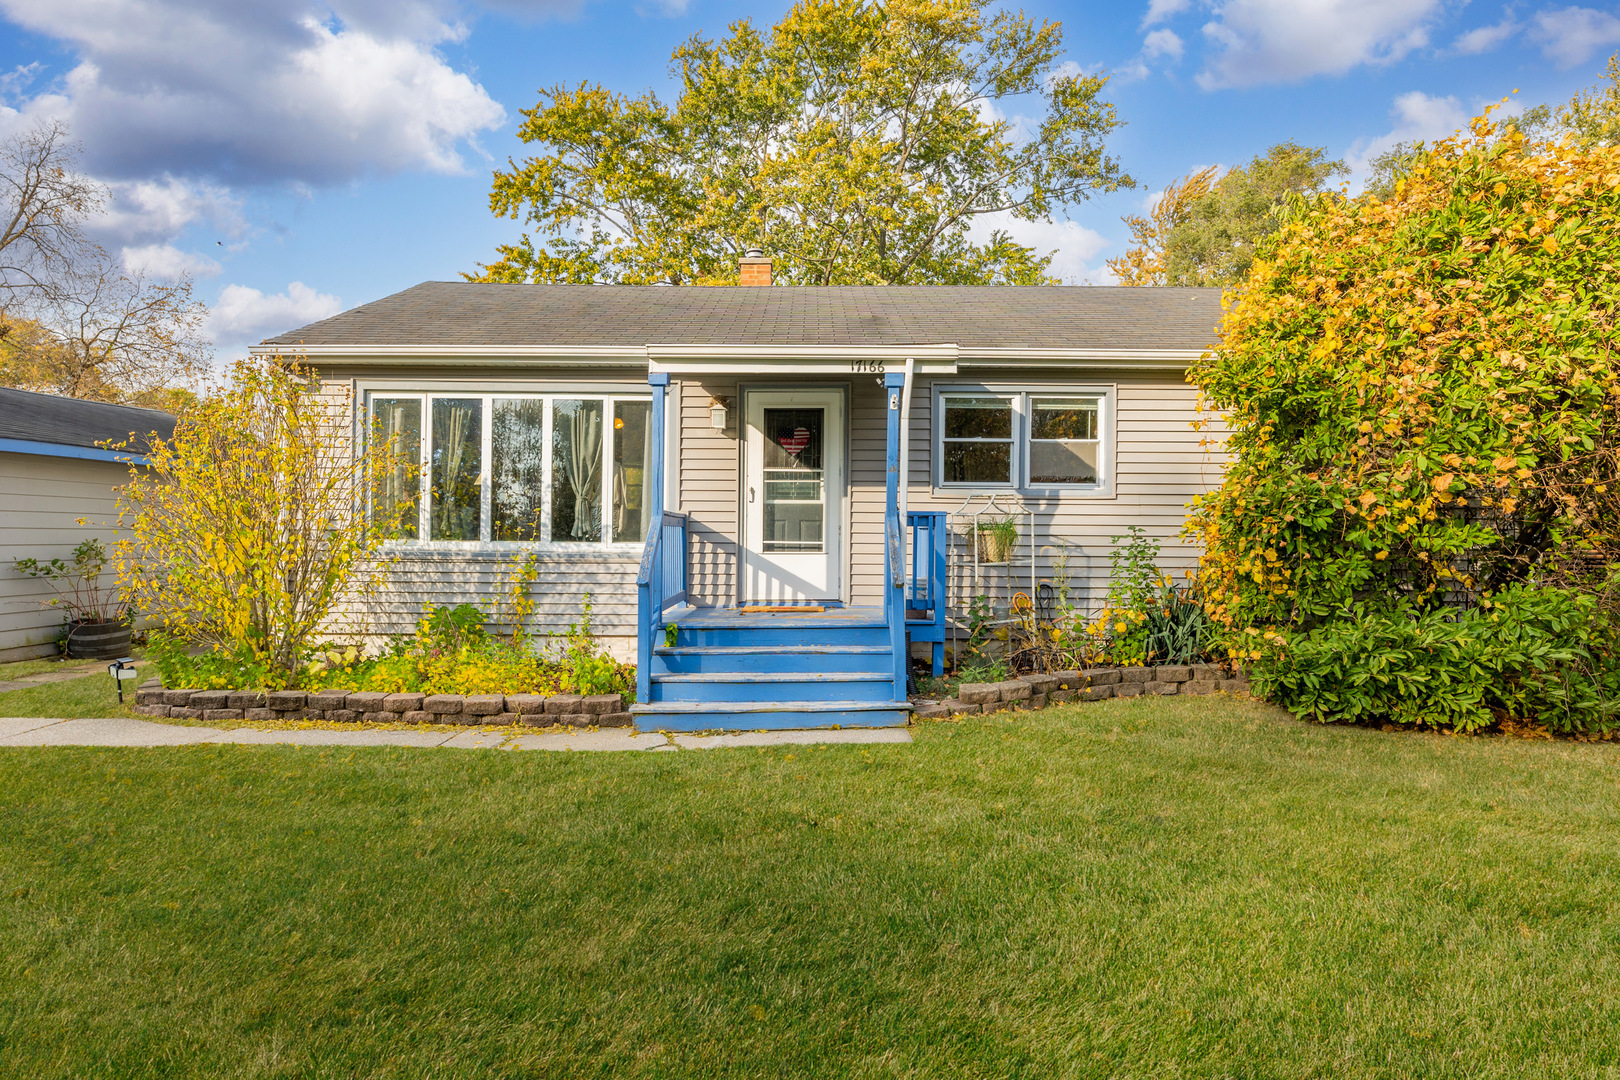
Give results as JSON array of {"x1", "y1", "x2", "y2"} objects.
[{"x1": 850, "y1": 358, "x2": 887, "y2": 373}]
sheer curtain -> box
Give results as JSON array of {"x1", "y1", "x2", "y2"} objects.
[{"x1": 565, "y1": 403, "x2": 602, "y2": 539}]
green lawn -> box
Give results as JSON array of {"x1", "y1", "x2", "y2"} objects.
[
  {"x1": 4, "y1": 696, "x2": 1619, "y2": 1078},
  {"x1": 0, "y1": 668, "x2": 137, "y2": 719},
  {"x1": 0, "y1": 657, "x2": 83, "y2": 681}
]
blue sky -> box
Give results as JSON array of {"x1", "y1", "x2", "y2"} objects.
[{"x1": 1, "y1": 0, "x2": 1616, "y2": 360}]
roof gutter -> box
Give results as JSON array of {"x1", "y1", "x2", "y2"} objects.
[
  {"x1": 958, "y1": 347, "x2": 1209, "y2": 369},
  {"x1": 248, "y1": 344, "x2": 651, "y2": 365},
  {"x1": 247, "y1": 342, "x2": 1211, "y2": 371},
  {"x1": 0, "y1": 437, "x2": 149, "y2": 465}
]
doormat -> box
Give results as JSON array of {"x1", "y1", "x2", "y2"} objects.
[{"x1": 739, "y1": 605, "x2": 827, "y2": 614}]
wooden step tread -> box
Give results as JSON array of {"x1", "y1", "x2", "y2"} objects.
[
  {"x1": 669, "y1": 608, "x2": 887, "y2": 630},
  {"x1": 630, "y1": 700, "x2": 912, "y2": 714},
  {"x1": 655, "y1": 645, "x2": 890, "y2": 656},
  {"x1": 651, "y1": 672, "x2": 889, "y2": 683}
]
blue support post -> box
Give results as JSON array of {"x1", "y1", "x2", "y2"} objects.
[
  {"x1": 636, "y1": 372, "x2": 670, "y2": 705},
  {"x1": 928, "y1": 515, "x2": 946, "y2": 676},
  {"x1": 883, "y1": 372, "x2": 907, "y2": 703}
]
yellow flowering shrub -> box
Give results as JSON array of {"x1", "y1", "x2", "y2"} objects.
[{"x1": 1190, "y1": 108, "x2": 1620, "y2": 643}]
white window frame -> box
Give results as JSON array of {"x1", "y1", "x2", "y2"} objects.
[
  {"x1": 932, "y1": 383, "x2": 1114, "y2": 497},
  {"x1": 363, "y1": 389, "x2": 652, "y2": 552}
]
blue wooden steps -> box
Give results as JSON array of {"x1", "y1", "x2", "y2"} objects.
[{"x1": 630, "y1": 606, "x2": 911, "y2": 732}]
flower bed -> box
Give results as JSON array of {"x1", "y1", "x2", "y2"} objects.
[
  {"x1": 912, "y1": 663, "x2": 1249, "y2": 718},
  {"x1": 133, "y1": 686, "x2": 633, "y2": 727}
]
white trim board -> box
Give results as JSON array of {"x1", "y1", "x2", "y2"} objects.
[{"x1": 251, "y1": 340, "x2": 1206, "y2": 373}]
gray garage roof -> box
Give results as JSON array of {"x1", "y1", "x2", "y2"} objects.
[
  {"x1": 0, "y1": 386, "x2": 175, "y2": 454},
  {"x1": 258, "y1": 282, "x2": 1224, "y2": 352}
]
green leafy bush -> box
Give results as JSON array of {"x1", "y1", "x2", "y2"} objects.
[
  {"x1": 1257, "y1": 585, "x2": 1620, "y2": 733},
  {"x1": 150, "y1": 596, "x2": 635, "y2": 699},
  {"x1": 147, "y1": 632, "x2": 282, "y2": 691}
]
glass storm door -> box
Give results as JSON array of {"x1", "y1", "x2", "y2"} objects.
[{"x1": 742, "y1": 389, "x2": 844, "y2": 603}]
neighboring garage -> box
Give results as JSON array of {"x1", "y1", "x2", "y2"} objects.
[{"x1": 0, "y1": 387, "x2": 174, "y2": 661}]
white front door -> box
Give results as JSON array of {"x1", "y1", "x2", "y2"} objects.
[{"x1": 741, "y1": 389, "x2": 844, "y2": 604}]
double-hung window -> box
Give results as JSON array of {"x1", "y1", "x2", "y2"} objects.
[
  {"x1": 935, "y1": 387, "x2": 1109, "y2": 492},
  {"x1": 367, "y1": 391, "x2": 651, "y2": 548}
]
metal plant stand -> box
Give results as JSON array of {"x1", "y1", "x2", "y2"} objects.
[{"x1": 944, "y1": 493, "x2": 1036, "y2": 670}]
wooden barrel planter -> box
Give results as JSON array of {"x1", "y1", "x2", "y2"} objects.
[{"x1": 65, "y1": 620, "x2": 132, "y2": 659}]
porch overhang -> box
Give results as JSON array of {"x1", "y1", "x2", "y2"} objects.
[{"x1": 646, "y1": 343, "x2": 958, "y2": 376}]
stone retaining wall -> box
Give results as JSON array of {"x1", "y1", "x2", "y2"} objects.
[
  {"x1": 133, "y1": 685, "x2": 633, "y2": 727},
  {"x1": 911, "y1": 664, "x2": 1250, "y2": 719}
]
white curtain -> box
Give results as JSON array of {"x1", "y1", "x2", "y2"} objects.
[
  {"x1": 442, "y1": 403, "x2": 474, "y2": 527},
  {"x1": 566, "y1": 404, "x2": 602, "y2": 538}
]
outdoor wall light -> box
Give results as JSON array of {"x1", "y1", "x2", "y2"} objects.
[
  {"x1": 107, "y1": 656, "x2": 138, "y2": 703},
  {"x1": 709, "y1": 396, "x2": 729, "y2": 432}
]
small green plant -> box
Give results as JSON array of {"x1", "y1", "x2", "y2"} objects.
[
  {"x1": 556, "y1": 594, "x2": 633, "y2": 697},
  {"x1": 957, "y1": 658, "x2": 1010, "y2": 684},
  {"x1": 1141, "y1": 581, "x2": 1214, "y2": 665},
  {"x1": 1107, "y1": 527, "x2": 1160, "y2": 612},
  {"x1": 952, "y1": 594, "x2": 1000, "y2": 673},
  {"x1": 664, "y1": 622, "x2": 679, "y2": 648},
  {"x1": 418, "y1": 603, "x2": 488, "y2": 656},
  {"x1": 14, "y1": 538, "x2": 123, "y2": 624}
]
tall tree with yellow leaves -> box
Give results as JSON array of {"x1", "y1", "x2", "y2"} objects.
[{"x1": 1105, "y1": 166, "x2": 1218, "y2": 285}]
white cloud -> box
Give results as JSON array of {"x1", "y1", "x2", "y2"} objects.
[
  {"x1": 1196, "y1": 0, "x2": 1444, "y2": 89},
  {"x1": 1451, "y1": 11, "x2": 1521, "y2": 55},
  {"x1": 1115, "y1": 59, "x2": 1154, "y2": 84},
  {"x1": 1344, "y1": 90, "x2": 1469, "y2": 191},
  {"x1": 1143, "y1": 28, "x2": 1186, "y2": 61},
  {"x1": 208, "y1": 281, "x2": 343, "y2": 353},
  {"x1": 91, "y1": 176, "x2": 247, "y2": 247},
  {"x1": 971, "y1": 212, "x2": 1112, "y2": 285},
  {"x1": 122, "y1": 244, "x2": 222, "y2": 279},
  {"x1": 1143, "y1": 0, "x2": 1193, "y2": 28},
  {"x1": 1531, "y1": 7, "x2": 1620, "y2": 67},
  {"x1": 0, "y1": 0, "x2": 507, "y2": 185}
]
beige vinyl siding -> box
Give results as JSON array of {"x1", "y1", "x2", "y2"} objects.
[
  {"x1": 0, "y1": 451, "x2": 131, "y2": 660},
  {"x1": 672, "y1": 369, "x2": 1226, "y2": 613},
  {"x1": 676, "y1": 377, "x2": 742, "y2": 607},
  {"x1": 312, "y1": 365, "x2": 650, "y2": 644},
  {"x1": 894, "y1": 371, "x2": 1227, "y2": 612}
]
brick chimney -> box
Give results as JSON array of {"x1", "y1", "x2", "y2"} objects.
[{"x1": 739, "y1": 248, "x2": 772, "y2": 286}]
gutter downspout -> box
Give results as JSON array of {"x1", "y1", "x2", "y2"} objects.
[{"x1": 898, "y1": 356, "x2": 914, "y2": 533}]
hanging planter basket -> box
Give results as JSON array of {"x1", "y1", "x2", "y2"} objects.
[{"x1": 976, "y1": 523, "x2": 1017, "y2": 564}]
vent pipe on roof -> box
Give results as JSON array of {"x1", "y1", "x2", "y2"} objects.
[{"x1": 739, "y1": 249, "x2": 772, "y2": 286}]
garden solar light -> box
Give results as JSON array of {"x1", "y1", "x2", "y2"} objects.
[{"x1": 107, "y1": 657, "x2": 138, "y2": 703}]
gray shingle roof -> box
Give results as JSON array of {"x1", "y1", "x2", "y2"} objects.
[
  {"x1": 259, "y1": 282, "x2": 1224, "y2": 351},
  {"x1": 0, "y1": 387, "x2": 175, "y2": 452}
]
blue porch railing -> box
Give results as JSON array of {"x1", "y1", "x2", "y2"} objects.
[
  {"x1": 905, "y1": 511, "x2": 948, "y2": 676},
  {"x1": 636, "y1": 373, "x2": 690, "y2": 705}
]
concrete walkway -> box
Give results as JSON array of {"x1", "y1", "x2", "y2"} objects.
[{"x1": 0, "y1": 716, "x2": 914, "y2": 751}]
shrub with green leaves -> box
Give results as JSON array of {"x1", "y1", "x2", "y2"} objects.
[{"x1": 1258, "y1": 582, "x2": 1620, "y2": 733}]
